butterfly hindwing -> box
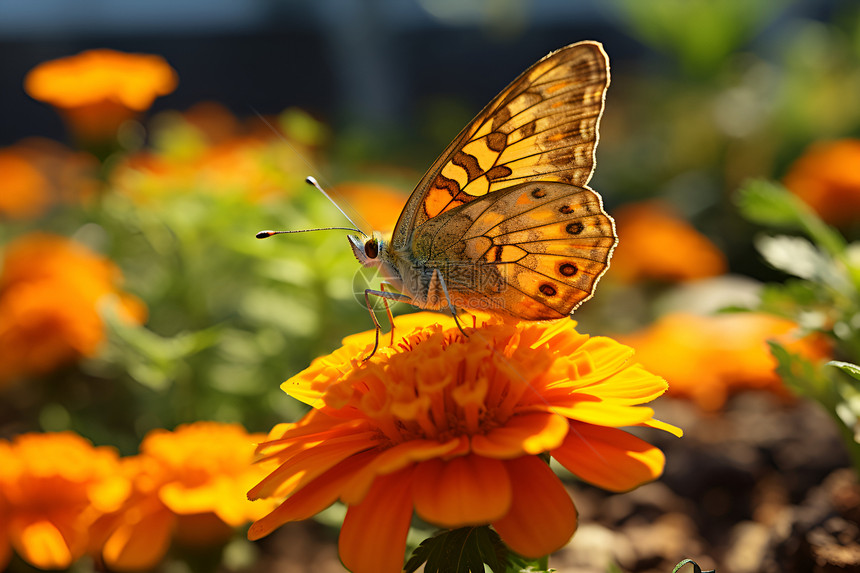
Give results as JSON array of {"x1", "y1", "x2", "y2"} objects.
[
  {"x1": 410, "y1": 181, "x2": 616, "y2": 320},
  {"x1": 391, "y1": 41, "x2": 610, "y2": 251}
]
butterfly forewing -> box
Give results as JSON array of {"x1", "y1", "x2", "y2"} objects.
[{"x1": 391, "y1": 41, "x2": 610, "y2": 250}]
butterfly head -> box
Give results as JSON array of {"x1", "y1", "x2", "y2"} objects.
[{"x1": 348, "y1": 231, "x2": 387, "y2": 266}]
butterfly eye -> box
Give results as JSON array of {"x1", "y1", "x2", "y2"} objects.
[{"x1": 365, "y1": 238, "x2": 379, "y2": 259}]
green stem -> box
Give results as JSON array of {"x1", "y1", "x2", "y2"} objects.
[{"x1": 537, "y1": 555, "x2": 549, "y2": 571}]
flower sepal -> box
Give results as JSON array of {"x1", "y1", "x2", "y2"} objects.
[{"x1": 404, "y1": 525, "x2": 553, "y2": 573}]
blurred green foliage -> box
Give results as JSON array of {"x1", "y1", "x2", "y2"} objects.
[{"x1": 738, "y1": 180, "x2": 860, "y2": 472}]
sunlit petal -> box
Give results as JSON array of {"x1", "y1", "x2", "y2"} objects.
[
  {"x1": 102, "y1": 504, "x2": 174, "y2": 571},
  {"x1": 10, "y1": 519, "x2": 77, "y2": 570},
  {"x1": 248, "y1": 451, "x2": 375, "y2": 540},
  {"x1": 471, "y1": 412, "x2": 568, "y2": 458},
  {"x1": 248, "y1": 431, "x2": 378, "y2": 500},
  {"x1": 553, "y1": 423, "x2": 666, "y2": 492}
]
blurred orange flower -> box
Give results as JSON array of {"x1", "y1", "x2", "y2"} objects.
[
  {"x1": 111, "y1": 137, "x2": 301, "y2": 202},
  {"x1": 0, "y1": 233, "x2": 146, "y2": 386},
  {"x1": 180, "y1": 101, "x2": 243, "y2": 145},
  {"x1": 334, "y1": 182, "x2": 407, "y2": 234},
  {"x1": 93, "y1": 422, "x2": 275, "y2": 571},
  {"x1": 0, "y1": 148, "x2": 49, "y2": 219},
  {"x1": 783, "y1": 139, "x2": 860, "y2": 226},
  {"x1": 609, "y1": 201, "x2": 727, "y2": 283},
  {"x1": 0, "y1": 432, "x2": 130, "y2": 570},
  {"x1": 618, "y1": 312, "x2": 832, "y2": 411},
  {"x1": 25, "y1": 49, "x2": 177, "y2": 142},
  {"x1": 0, "y1": 139, "x2": 100, "y2": 219},
  {"x1": 248, "y1": 312, "x2": 680, "y2": 573}
]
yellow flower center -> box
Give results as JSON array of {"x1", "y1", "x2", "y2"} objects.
[{"x1": 327, "y1": 322, "x2": 555, "y2": 447}]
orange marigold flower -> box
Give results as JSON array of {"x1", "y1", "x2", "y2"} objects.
[
  {"x1": 24, "y1": 49, "x2": 177, "y2": 141},
  {"x1": 93, "y1": 422, "x2": 276, "y2": 571},
  {"x1": 609, "y1": 201, "x2": 726, "y2": 283},
  {"x1": 10, "y1": 138, "x2": 102, "y2": 205},
  {"x1": 617, "y1": 312, "x2": 832, "y2": 411},
  {"x1": 0, "y1": 148, "x2": 50, "y2": 219},
  {"x1": 0, "y1": 432, "x2": 130, "y2": 570},
  {"x1": 0, "y1": 233, "x2": 146, "y2": 385},
  {"x1": 783, "y1": 139, "x2": 860, "y2": 226},
  {"x1": 248, "y1": 313, "x2": 681, "y2": 573}
]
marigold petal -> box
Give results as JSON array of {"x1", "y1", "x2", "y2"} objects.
[
  {"x1": 256, "y1": 415, "x2": 366, "y2": 460},
  {"x1": 248, "y1": 451, "x2": 376, "y2": 541},
  {"x1": 569, "y1": 364, "x2": 669, "y2": 404},
  {"x1": 102, "y1": 505, "x2": 174, "y2": 571},
  {"x1": 471, "y1": 412, "x2": 569, "y2": 458},
  {"x1": 11, "y1": 519, "x2": 76, "y2": 569},
  {"x1": 160, "y1": 478, "x2": 251, "y2": 521},
  {"x1": 339, "y1": 467, "x2": 415, "y2": 573},
  {"x1": 492, "y1": 456, "x2": 576, "y2": 558},
  {"x1": 576, "y1": 337, "x2": 636, "y2": 375},
  {"x1": 248, "y1": 431, "x2": 377, "y2": 500},
  {"x1": 552, "y1": 423, "x2": 666, "y2": 492},
  {"x1": 641, "y1": 417, "x2": 684, "y2": 438},
  {"x1": 280, "y1": 371, "x2": 328, "y2": 407},
  {"x1": 340, "y1": 437, "x2": 466, "y2": 505},
  {"x1": 550, "y1": 400, "x2": 656, "y2": 427},
  {"x1": 413, "y1": 455, "x2": 510, "y2": 527}
]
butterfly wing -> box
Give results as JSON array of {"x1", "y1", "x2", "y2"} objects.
[
  {"x1": 391, "y1": 41, "x2": 610, "y2": 251},
  {"x1": 410, "y1": 181, "x2": 616, "y2": 319}
]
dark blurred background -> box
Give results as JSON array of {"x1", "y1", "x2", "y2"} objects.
[{"x1": 0, "y1": 0, "x2": 843, "y2": 149}]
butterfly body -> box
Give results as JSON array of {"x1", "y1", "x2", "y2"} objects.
[{"x1": 351, "y1": 41, "x2": 616, "y2": 330}]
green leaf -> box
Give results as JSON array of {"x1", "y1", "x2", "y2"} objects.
[
  {"x1": 404, "y1": 527, "x2": 507, "y2": 573},
  {"x1": 736, "y1": 179, "x2": 807, "y2": 228},
  {"x1": 768, "y1": 340, "x2": 831, "y2": 399},
  {"x1": 773, "y1": 345, "x2": 860, "y2": 478},
  {"x1": 736, "y1": 179, "x2": 846, "y2": 257},
  {"x1": 757, "y1": 280, "x2": 821, "y2": 316},
  {"x1": 829, "y1": 360, "x2": 860, "y2": 381},
  {"x1": 672, "y1": 558, "x2": 714, "y2": 573},
  {"x1": 101, "y1": 302, "x2": 221, "y2": 390}
]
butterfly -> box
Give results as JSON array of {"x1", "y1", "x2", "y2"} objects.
[
  {"x1": 260, "y1": 41, "x2": 616, "y2": 353},
  {"x1": 348, "y1": 41, "x2": 616, "y2": 344}
]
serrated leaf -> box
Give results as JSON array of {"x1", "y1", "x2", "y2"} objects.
[{"x1": 405, "y1": 527, "x2": 507, "y2": 573}]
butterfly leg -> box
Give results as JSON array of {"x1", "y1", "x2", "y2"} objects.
[
  {"x1": 363, "y1": 288, "x2": 413, "y2": 360},
  {"x1": 431, "y1": 269, "x2": 469, "y2": 339},
  {"x1": 379, "y1": 283, "x2": 397, "y2": 346}
]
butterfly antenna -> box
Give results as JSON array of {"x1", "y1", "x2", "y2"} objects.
[
  {"x1": 256, "y1": 226, "x2": 366, "y2": 239},
  {"x1": 249, "y1": 107, "x2": 372, "y2": 234},
  {"x1": 304, "y1": 176, "x2": 368, "y2": 236}
]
